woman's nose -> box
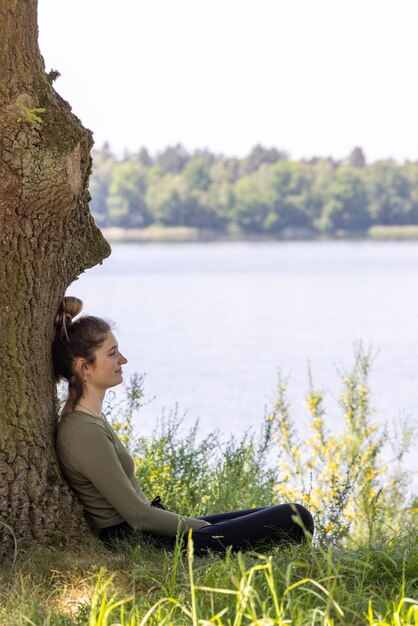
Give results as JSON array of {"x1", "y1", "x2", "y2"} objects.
[{"x1": 119, "y1": 353, "x2": 128, "y2": 364}]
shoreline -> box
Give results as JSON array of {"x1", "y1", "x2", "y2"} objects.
[{"x1": 100, "y1": 224, "x2": 418, "y2": 243}]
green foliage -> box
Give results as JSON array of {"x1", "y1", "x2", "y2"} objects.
[
  {"x1": 89, "y1": 144, "x2": 418, "y2": 237},
  {"x1": 183, "y1": 158, "x2": 211, "y2": 192},
  {"x1": 145, "y1": 171, "x2": 186, "y2": 226},
  {"x1": 240, "y1": 144, "x2": 288, "y2": 175},
  {"x1": 348, "y1": 146, "x2": 366, "y2": 168},
  {"x1": 111, "y1": 400, "x2": 277, "y2": 517},
  {"x1": 365, "y1": 161, "x2": 416, "y2": 225},
  {"x1": 265, "y1": 161, "x2": 313, "y2": 232},
  {"x1": 233, "y1": 167, "x2": 273, "y2": 233},
  {"x1": 319, "y1": 166, "x2": 370, "y2": 232},
  {"x1": 110, "y1": 349, "x2": 416, "y2": 547},
  {"x1": 16, "y1": 101, "x2": 46, "y2": 125},
  {"x1": 107, "y1": 162, "x2": 151, "y2": 227},
  {"x1": 156, "y1": 144, "x2": 190, "y2": 173},
  {"x1": 271, "y1": 346, "x2": 416, "y2": 545}
]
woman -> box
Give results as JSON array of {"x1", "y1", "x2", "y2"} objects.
[{"x1": 53, "y1": 296, "x2": 314, "y2": 555}]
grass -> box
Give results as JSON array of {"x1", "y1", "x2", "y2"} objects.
[
  {"x1": 100, "y1": 224, "x2": 418, "y2": 243},
  {"x1": 1, "y1": 349, "x2": 417, "y2": 624},
  {"x1": 367, "y1": 225, "x2": 418, "y2": 240},
  {"x1": 0, "y1": 530, "x2": 416, "y2": 625}
]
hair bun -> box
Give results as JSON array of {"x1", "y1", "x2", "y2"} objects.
[{"x1": 55, "y1": 296, "x2": 83, "y2": 338}]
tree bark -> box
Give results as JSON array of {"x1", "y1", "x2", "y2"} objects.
[{"x1": 0, "y1": 0, "x2": 111, "y2": 546}]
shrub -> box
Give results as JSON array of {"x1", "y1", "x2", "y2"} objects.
[{"x1": 109, "y1": 348, "x2": 417, "y2": 545}]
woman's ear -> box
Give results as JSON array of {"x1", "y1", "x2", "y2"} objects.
[{"x1": 74, "y1": 357, "x2": 88, "y2": 381}]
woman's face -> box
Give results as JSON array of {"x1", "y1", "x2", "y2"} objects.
[{"x1": 85, "y1": 331, "x2": 128, "y2": 391}]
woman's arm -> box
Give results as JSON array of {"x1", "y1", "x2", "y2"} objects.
[{"x1": 69, "y1": 422, "x2": 210, "y2": 535}]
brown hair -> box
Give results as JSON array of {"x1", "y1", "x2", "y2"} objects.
[{"x1": 52, "y1": 297, "x2": 111, "y2": 415}]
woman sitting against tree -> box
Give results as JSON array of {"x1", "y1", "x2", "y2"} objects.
[{"x1": 52, "y1": 296, "x2": 314, "y2": 554}]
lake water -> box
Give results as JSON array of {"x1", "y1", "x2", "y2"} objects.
[{"x1": 68, "y1": 241, "x2": 418, "y2": 476}]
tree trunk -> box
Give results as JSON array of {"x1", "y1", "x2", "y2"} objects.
[{"x1": 0, "y1": 0, "x2": 111, "y2": 546}]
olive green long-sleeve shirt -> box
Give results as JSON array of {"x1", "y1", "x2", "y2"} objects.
[{"x1": 56, "y1": 410, "x2": 210, "y2": 535}]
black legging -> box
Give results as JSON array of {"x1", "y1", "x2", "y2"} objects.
[
  {"x1": 99, "y1": 503, "x2": 314, "y2": 556},
  {"x1": 194, "y1": 503, "x2": 313, "y2": 555}
]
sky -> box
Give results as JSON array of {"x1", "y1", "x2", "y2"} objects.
[{"x1": 38, "y1": 0, "x2": 418, "y2": 163}]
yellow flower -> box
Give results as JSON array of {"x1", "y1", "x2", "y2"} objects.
[
  {"x1": 291, "y1": 445, "x2": 301, "y2": 459},
  {"x1": 268, "y1": 414, "x2": 274, "y2": 421},
  {"x1": 325, "y1": 523, "x2": 334, "y2": 533}
]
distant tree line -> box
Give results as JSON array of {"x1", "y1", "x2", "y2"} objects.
[{"x1": 89, "y1": 144, "x2": 418, "y2": 235}]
